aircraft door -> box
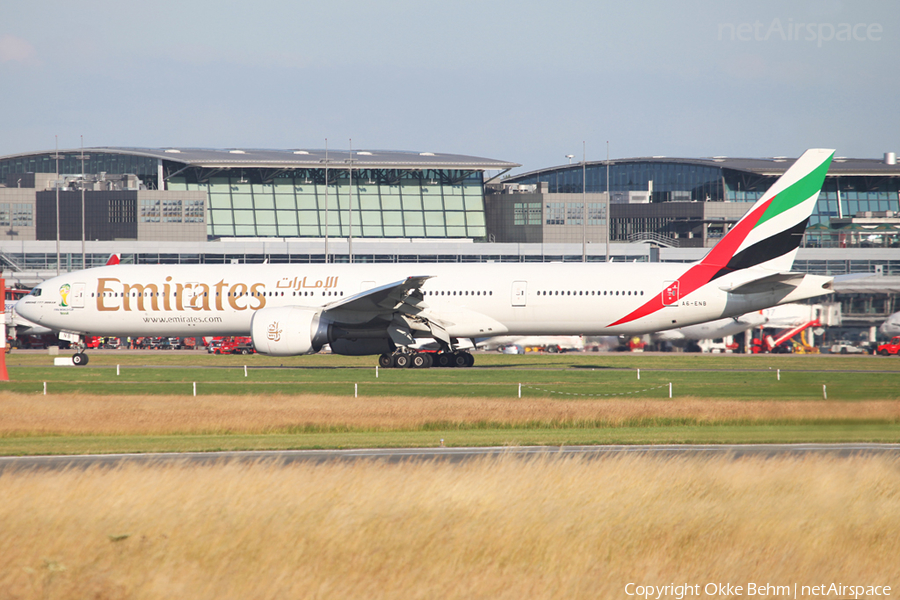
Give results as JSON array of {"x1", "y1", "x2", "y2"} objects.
[
  {"x1": 70, "y1": 283, "x2": 86, "y2": 308},
  {"x1": 662, "y1": 280, "x2": 679, "y2": 306},
  {"x1": 512, "y1": 281, "x2": 527, "y2": 307},
  {"x1": 185, "y1": 282, "x2": 201, "y2": 308}
]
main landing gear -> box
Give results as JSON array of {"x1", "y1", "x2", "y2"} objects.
[{"x1": 378, "y1": 350, "x2": 474, "y2": 369}]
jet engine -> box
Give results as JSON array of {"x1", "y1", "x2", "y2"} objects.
[{"x1": 250, "y1": 307, "x2": 330, "y2": 356}]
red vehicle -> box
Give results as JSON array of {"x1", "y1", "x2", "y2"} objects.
[
  {"x1": 876, "y1": 336, "x2": 900, "y2": 356},
  {"x1": 213, "y1": 336, "x2": 256, "y2": 355}
]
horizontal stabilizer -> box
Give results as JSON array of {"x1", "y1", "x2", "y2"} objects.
[{"x1": 720, "y1": 272, "x2": 808, "y2": 295}]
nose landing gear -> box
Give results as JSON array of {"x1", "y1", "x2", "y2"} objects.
[{"x1": 59, "y1": 333, "x2": 90, "y2": 366}]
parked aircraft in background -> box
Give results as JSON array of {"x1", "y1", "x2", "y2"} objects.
[
  {"x1": 15, "y1": 149, "x2": 836, "y2": 367},
  {"x1": 651, "y1": 302, "x2": 836, "y2": 351},
  {"x1": 6, "y1": 300, "x2": 54, "y2": 338},
  {"x1": 652, "y1": 312, "x2": 768, "y2": 349},
  {"x1": 880, "y1": 311, "x2": 900, "y2": 337}
]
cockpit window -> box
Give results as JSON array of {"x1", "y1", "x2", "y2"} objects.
[{"x1": 30, "y1": 288, "x2": 42, "y2": 297}]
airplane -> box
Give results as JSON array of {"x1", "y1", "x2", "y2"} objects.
[
  {"x1": 4, "y1": 254, "x2": 122, "y2": 347},
  {"x1": 651, "y1": 312, "x2": 768, "y2": 350},
  {"x1": 15, "y1": 148, "x2": 836, "y2": 368},
  {"x1": 652, "y1": 302, "x2": 832, "y2": 351},
  {"x1": 6, "y1": 300, "x2": 54, "y2": 338},
  {"x1": 880, "y1": 310, "x2": 900, "y2": 337}
]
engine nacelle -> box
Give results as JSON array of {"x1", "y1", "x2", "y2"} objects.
[{"x1": 250, "y1": 307, "x2": 329, "y2": 356}]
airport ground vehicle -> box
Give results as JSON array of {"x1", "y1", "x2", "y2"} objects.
[
  {"x1": 211, "y1": 336, "x2": 256, "y2": 355},
  {"x1": 876, "y1": 336, "x2": 900, "y2": 356},
  {"x1": 829, "y1": 341, "x2": 866, "y2": 354}
]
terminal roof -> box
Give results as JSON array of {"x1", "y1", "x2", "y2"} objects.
[{"x1": 7, "y1": 147, "x2": 520, "y2": 171}]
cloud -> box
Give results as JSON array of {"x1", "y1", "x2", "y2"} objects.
[{"x1": 0, "y1": 34, "x2": 39, "y2": 65}]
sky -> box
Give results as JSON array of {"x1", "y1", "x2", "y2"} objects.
[{"x1": 1, "y1": 0, "x2": 897, "y2": 175}]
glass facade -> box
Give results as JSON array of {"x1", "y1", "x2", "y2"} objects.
[
  {"x1": 509, "y1": 161, "x2": 900, "y2": 233},
  {"x1": 513, "y1": 202, "x2": 541, "y2": 226},
  {"x1": 514, "y1": 161, "x2": 725, "y2": 202},
  {"x1": 0, "y1": 152, "x2": 162, "y2": 188},
  {"x1": 167, "y1": 169, "x2": 485, "y2": 239},
  {"x1": 0, "y1": 203, "x2": 34, "y2": 227},
  {"x1": 0, "y1": 152, "x2": 488, "y2": 240}
]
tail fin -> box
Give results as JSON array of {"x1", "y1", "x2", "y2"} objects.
[
  {"x1": 609, "y1": 149, "x2": 833, "y2": 327},
  {"x1": 105, "y1": 253, "x2": 120, "y2": 266},
  {"x1": 701, "y1": 148, "x2": 834, "y2": 279}
]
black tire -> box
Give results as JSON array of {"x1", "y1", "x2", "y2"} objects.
[
  {"x1": 241, "y1": 348, "x2": 250, "y2": 355},
  {"x1": 378, "y1": 353, "x2": 394, "y2": 368},
  {"x1": 72, "y1": 352, "x2": 89, "y2": 366},
  {"x1": 463, "y1": 352, "x2": 475, "y2": 368},
  {"x1": 422, "y1": 353, "x2": 434, "y2": 368},
  {"x1": 452, "y1": 353, "x2": 468, "y2": 368},
  {"x1": 393, "y1": 354, "x2": 411, "y2": 368},
  {"x1": 411, "y1": 353, "x2": 427, "y2": 368},
  {"x1": 436, "y1": 353, "x2": 452, "y2": 368},
  {"x1": 840, "y1": 347, "x2": 848, "y2": 354}
]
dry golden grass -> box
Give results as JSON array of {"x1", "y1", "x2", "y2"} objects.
[
  {"x1": 1, "y1": 392, "x2": 899, "y2": 436},
  {"x1": 1, "y1": 455, "x2": 898, "y2": 599}
]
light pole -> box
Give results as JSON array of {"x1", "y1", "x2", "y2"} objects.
[
  {"x1": 348, "y1": 139, "x2": 353, "y2": 264},
  {"x1": 54, "y1": 136, "x2": 60, "y2": 275},
  {"x1": 77, "y1": 137, "x2": 90, "y2": 270},
  {"x1": 324, "y1": 139, "x2": 329, "y2": 263},
  {"x1": 565, "y1": 154, "x2": 574, "y2": 164},
  {"x1": 606, "y1": 141, "x2": 610, "y2": 263},
  {"x1": 582, "y1": 142, "x2": 586, "y2": 262}
]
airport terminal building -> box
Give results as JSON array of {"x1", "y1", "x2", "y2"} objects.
[
  {"x1": 493, "y1": 154, "x2": 900, "y2": 249},
  {"x1": 0, "y1": 147, "x2": 514, "y2": 243}
]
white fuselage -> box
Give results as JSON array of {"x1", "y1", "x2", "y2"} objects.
[{"x1": 15, "y1": 262, "x2": 832, "y2": 341}]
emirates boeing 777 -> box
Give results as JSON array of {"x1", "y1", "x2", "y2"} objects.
[{"x1": 15, "y1": 149, "x2": 836, "y2": 368}]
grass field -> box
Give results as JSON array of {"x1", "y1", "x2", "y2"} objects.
[
  {"x1": 4, "y1": 354, "x2": 898, "y2": 598},
  {"x1": 1, "y1": 352, "x2": 899, "y2": 454},
  {"x1": 2, "y1": 454, "x2": 898, "y2": 599}
]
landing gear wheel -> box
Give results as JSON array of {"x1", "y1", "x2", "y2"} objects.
[
  {"x1": 463, "y1": 352, "x2": 475, "y2": 368},
  {"x1": 436, "y1": 353, "x2": 452, "y2": 368},
  {"x1": 411, "y1": 353, "x2": 428, "y2": 368},
  {"x1": 72, "y1": 352, "x2": 89, "y2": 366},
  {"x1": 378, "y1": 353, "x2": 394, "y2": 368},
  {"x1": 393, "y1": 353, "x2": 411, "y2": 368},
  {"x1": 451, "y1": 352, "x2": 469, "y2": 368},
  {"x1": 422, "y1": 353, "x2": 434, "y2": 368}
]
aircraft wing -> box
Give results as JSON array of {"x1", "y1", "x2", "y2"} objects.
[
  {"x1": 320, "y1": 275, "x2": 458, "y2": 347},
  {"x1": 320, "y1": 275, "x2": 506, "y2": 349},
  {"x1": 326, "y1": 276, "x2": 432, "y2": 313}
]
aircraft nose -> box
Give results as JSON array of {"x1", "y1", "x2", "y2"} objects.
[{"x1": 14, "y1": 297, "x2": 42, "y2": 323}]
